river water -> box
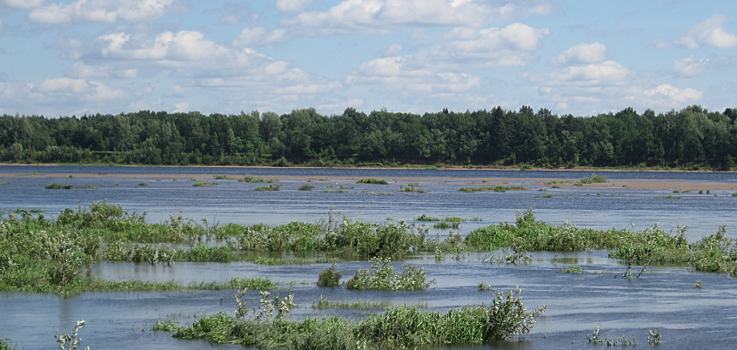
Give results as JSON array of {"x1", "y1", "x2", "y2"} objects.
[{"x1": 1, "y1": 166, "x2": 737, "y2": 349}]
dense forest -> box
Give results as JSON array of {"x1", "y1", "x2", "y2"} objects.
[{"x1": 1, "y1": 105, "x2": 736, "y2": 169}]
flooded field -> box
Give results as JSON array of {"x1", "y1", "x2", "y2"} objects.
[{"x1": 2, "y1": 166, "x2": 737, "y2": 349}]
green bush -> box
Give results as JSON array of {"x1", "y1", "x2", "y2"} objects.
[
  {"x1": 317, "y1": 264, "x2": 343, "y2": 287},
  {"x1": 346, "y1": 258, "x2": 435, "y2": 291},
  {"x1": 255, "y1": 184, "x2": 280, "y2": 191},
  {"x1": 356, "y1": 178, "x2": 388, "y2": 184}
]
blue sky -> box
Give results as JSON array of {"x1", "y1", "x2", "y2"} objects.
[{"x1": 0, "y1": 0, "x2": 735, "y2": 117}]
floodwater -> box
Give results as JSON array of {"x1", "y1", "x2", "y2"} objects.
[{"x1": 2, "y1": 166, "x2": 737, "y2": 349}]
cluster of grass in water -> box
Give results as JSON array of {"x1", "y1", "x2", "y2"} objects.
[
  {"x1": 458, "y1": 185, "x2": 526, "y2": 193},
  {"x1": 4, "y1": 201, "x2": 737, "y2": 294},
  {"x1": 160, "y1": 286, "x2": 544, "y2": 349},
  {"x1": 239, "y1": 175, "x2": 275, "y2": 183},
  {"x1": 356, "y1": 178, "x2": 388, "y2": 184}
]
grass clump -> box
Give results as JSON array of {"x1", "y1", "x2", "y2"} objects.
[
  {"x1": 138, "y1": 182, "x2": 148, "y2": 187},
  {"x1": 193, "y1": 181, "x2": 218, "y2": 187},
  {"x1": 356, "y1": 178, "x2": 388, "y2": 184},
  {"x1": 153, "y1": 319, "x2": 181, "y2": 332},
  {"x1": 415, "y1": 214, "x2": 441, "y2": 221},
  {"x1": 254, "y1": 184, "x2": 280, "y2": 191},
  {"x1": 433, "y1": 221, "x2": 460, "y2": 229},
  {"x1": 298, "y1": 184, "x2": 315, "y2": 191},
  {"x1": 458, "y1": 186, "x2": 525, "y2": 193},
  {"x1": 580, "y1": 174, "x2": 608, "y2": 184},
  {"x1": 313, "y1": 296, "x2": 397, "y2": 309},
  {"x1": 561, "y1": 265, "x2": 584, "y2": 273},
  {"x1": 346, "y1": 257, "x2": 435, "y2": 291},
  {"x1": 214, "y1": 175, "x2": 229, "y2": 179},
  {"x1": 45, "y1": 183, "x2": 67, "y2": 189},
  {"x1": 0, "y1": 338, "x2": 16, "y2": 350},
  {"x1": 173, "y1": 287, "x2": 545, "y2": 348},
  {"x1": 398, "y1": 183, "x2": 428, "y2": 193},
  {"x1": 317, "y1": 264, "x2": 343, "y2": 287},
  {"x1": 239, "y1": 176, "x2": 275, "y2": 183}
]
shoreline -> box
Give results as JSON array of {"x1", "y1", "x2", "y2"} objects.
[
  {"x1": 0, "y1": 162, "x2": 733, "y2": 174},
  {"x1": 2, "y1": 172, "x2": 736, "y2": 191}
]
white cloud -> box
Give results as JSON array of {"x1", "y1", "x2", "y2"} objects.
[
  {"x1": 527, "y1": 61, "x2": 703, "y2": 112},
  {"x1": 643, "y1": 84, "x2": 702, "y2": 104},
  {"x1": 527, "y1": 61, "x2": 630, "y2": 86},
  {"x1": 2, "y1": 0, "x2": 45, "y2": 9},
  {"x1": 671, "y1": 55, "x2": 737, "y2": 77},
  {"x1": 233, "y1": 27, "x2": 287, "y2": 46},
  {"x1": 282, "y1": 0, "x2": 551, "y2": 35},
  {"x1": 29, "y1": 0, "x2": 174, "y2": 24},
  {"x1": 347, "y1": 55, "x2": 481, "y2": 94},
  {"x1": 673, "y1": 15, "x2": 737, "y2": 49},
  {"x1": 550, "y1": 42, "x2": 606, "y2": 66},
  {"x1": 173, "y1": 102, "x2": 188, "y2": 112},
  {"x1": 276, "y1": 0, "x2": 311, "y2": 12}
]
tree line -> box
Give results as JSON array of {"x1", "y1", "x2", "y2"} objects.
[{"x1": 1, "y1": 105, "x2": 736, "y2": 169}]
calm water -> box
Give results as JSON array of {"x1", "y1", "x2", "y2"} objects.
[{"x1": 1, "y1": 166, "x2": 737, "y2": 349}]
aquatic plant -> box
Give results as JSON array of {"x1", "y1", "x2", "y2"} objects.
[
  {"x1": 580, "y1": 174, "x2": 607, "y2": 184},
  {"x1": 45, "y1": 183, "x2": 66, "y2": 189},
  {"x1": 398, "y1": 183, "x2": 428, "y2": 193},
  {"x1": 55, "y1": 320, "x2": 89, "y2": 350},
  {"x1": 152, "y1": 319, "x2": 181, "y2": 332},
  {"x1": 0, "y1": 338, "x2": 16, "y2": 350},
  {"x1": 345, "y1": 257, "x2": 435, "y2": 291},
  {"x1": 433, "y1": 221, "x2": 460, "y2": 229},
  {"x1": 356, "y1": 178, "x2": 388, "y2": 184},
  {"x1": 317, "y1": 264, "x2": 343, "y2": 287},
  {"x1": 312, "y1": 296, "x2": 398, "y2": 309},
  {"x1": 138, "y1": 182, "x2": 148, "y2": 187},
  {"x1": 173, "y1": 288, "x2": 544, "y2": 348},
  {"x1": 478, "y1": 282, "x2": 494, "y2": 291},
  {"x1": 298, "y1": 184, "x2": 314, "y2": 191},
  {"x1": 458, "y1": 185, "x2": 525, "y2": 193},
  {"x1": 415, "y1": 214, "x2": 440, "y2": 221},
  {"x1": 254, "y1": 184, "x2": 280, "y2": 191},
  {"x1": 192, "y1": 181, "x2": 218, "y2": 187},
  {"x1": 561, "y1": 265, "x2": 584, "y2": 273},
  {"x1": 214, "y1": 175, "x2": 229, "y2": 179},
  {"x1": 239, "y1": 176, "x2": 275, "y2": 183}
]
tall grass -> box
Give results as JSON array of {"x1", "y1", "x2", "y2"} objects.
[
  {"x1": 356, "y1": 178, "x2": 388, "y2": 184},
  {"x1": 172, "y1": 287, "x2": 544, "y2": 348}
]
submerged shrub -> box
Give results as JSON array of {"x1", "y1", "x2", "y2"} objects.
[
  {"x1": 356, "y1": 178, "x2": 388, "y2": 184},
  {"x1": 317, "y1": 264, "x2": 343, "y2": 287},
  {"x1": 345, "y1": 257, "x2": 435, "y2": 291},
  {"x1": 580, "y1": 174, "x2": 608, "y2": 184},
  {"x1": 254, "y1": 184, "x2": 280, "y2": 191},
  {"x1": 174, "y1": 288, "x2": 544, "y2": 349}
]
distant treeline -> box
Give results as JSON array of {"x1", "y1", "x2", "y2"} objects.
[{"x1": 1, "y1": 105, "x2": 736, "y2": 169}]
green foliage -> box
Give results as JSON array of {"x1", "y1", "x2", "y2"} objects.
[
  {"x1": 174, "y1": 288, "x2": 544, "y2": 349},
  {"x1": 298, "y1": 184, "x2": 314, "y2": 191},
  {"x1": 458, "y1": 186, "x2": 525, "y2": 193},
  {"x1": 317, "y1": 264, "x2": 343, "y2": 287},
  {"x1": 239, "y1": 176, "x2": 274, "y2": 183},
  {"x1": 356, "y1": 178, "x2": 388, "y2": 184},
  {"x1": 45, "y1": 183, "x2": 66, "y2": 189},
  {"x1": 561, "y1": 265, "x2": 584, "y2": 273},
  {"x1": 214, "y1": 175, "x2": 229, "y2": 179},
  {"x1": 415, "y1": 214, "x2": 440, "y2": 221},
  {"x1": 153, "y1": 319, "x2": 181, "y2": 332},
  {"x1": 313, "y1": 296, "x2": 394, "y2": 309},
  {"x1": 192, "y1": 181, "x2": 218, "y2": 187},
  {"x1": 0, "y1": 338, "x2": 15, "y2": 350},
  {"x1": 138, "y1": 182, "x2": 148, "y2": 187},
  {"x1": 55, "y1": 320, "x2": 90, "y2": 350},
  {"x1": 580, "y1": 174, "x2": 608, "y2": 184},
  {"x1": 398, "y1": 183, "x2": 428, "y2": 193},
  {"x1": 254, "y1": 184, "x2": 280, "y2": 191},
  {"x1": 345, "y1": 258, "x2": 435, "y2": 291}
]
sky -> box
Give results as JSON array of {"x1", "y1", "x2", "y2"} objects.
[{"x1": 0, "y1": 0, "x2": 735, "y2": 117}]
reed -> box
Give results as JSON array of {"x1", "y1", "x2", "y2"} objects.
[{"x1": 356, "y1": 178, "x2": 388, "y2": 184}]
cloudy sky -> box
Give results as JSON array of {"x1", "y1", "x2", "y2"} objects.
[{"x1": 0, "y1": 0, "x2": 735, "y2": 117}]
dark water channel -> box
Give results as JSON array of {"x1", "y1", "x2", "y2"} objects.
[{"x1": 2, "y1": 166, "x2": 737, "y2": 349}]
